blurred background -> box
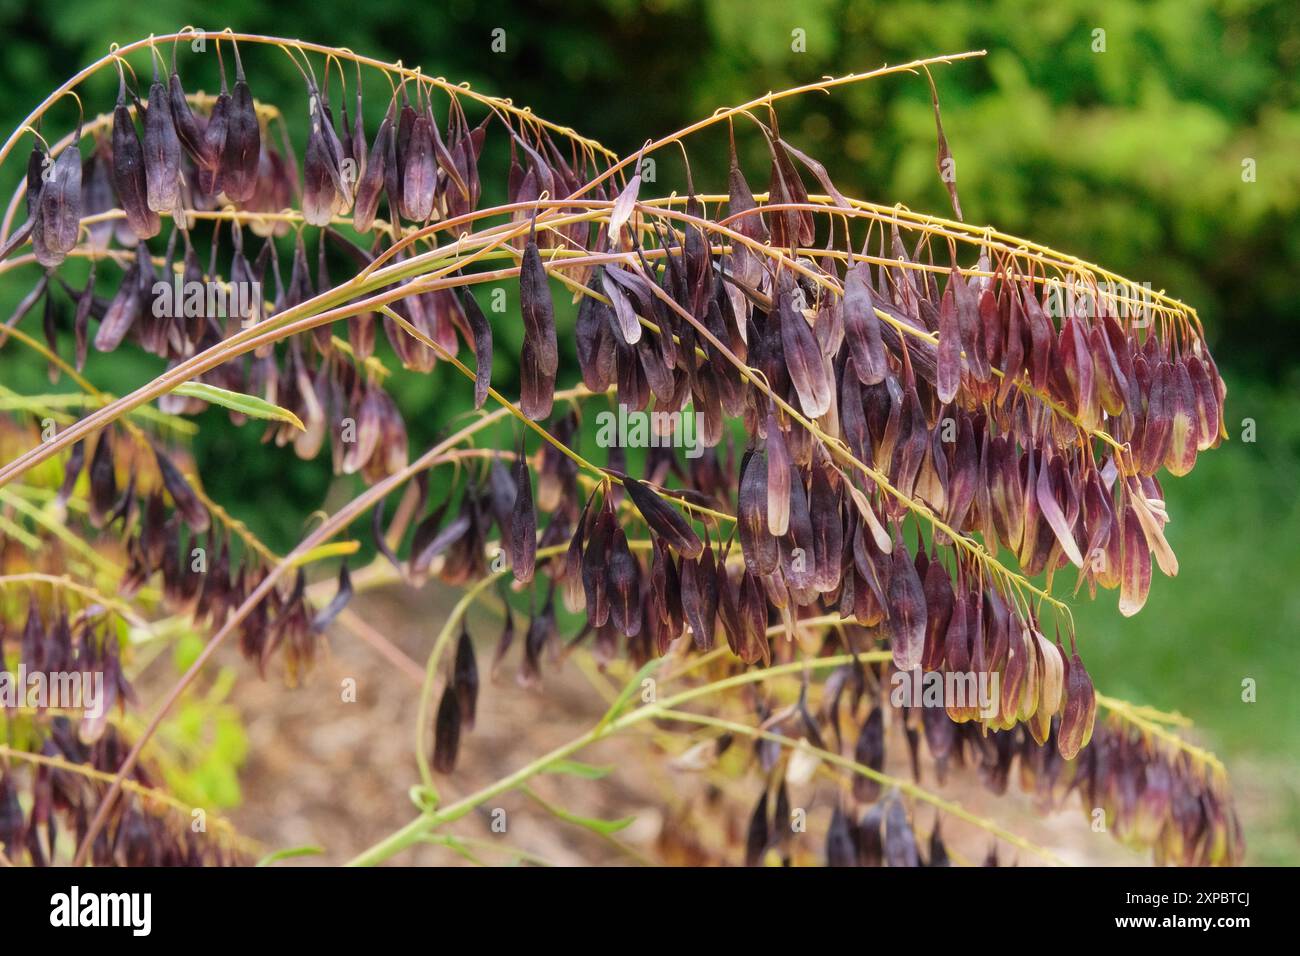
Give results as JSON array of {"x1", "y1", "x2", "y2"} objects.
[{"x1": 0, "y1": 0, "x2": 1296, "y2": 863}]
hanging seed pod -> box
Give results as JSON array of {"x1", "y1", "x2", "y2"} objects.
[
  {"x1": 93, "y1": 249, "x2": 143, "y2": 352},
  {"x1": 143, "y1": 64, "x2": 182, "y2": 213},
  {"x1": 826, "y1": 804, "x2": 857, "y2": 867},
  {"x1": 219, "y1": 43, "x2": 260, "y2": 202},
  {"x1": 112, "y1": 76, "x2": 161, "y2": 239},
  {"x1": 738, "y1": 450, "x2": 778, "y2": 575},
  {"x1": 461, "y1": 289, "x2": 493, "y2": 410},
  {"x1": 887, "y1": 537, "x2": 927, "y2": 672},
  {"x1": 35, "y1": 136, "x2": 82, "y2": 266},
  {"x1": 168, "y1": 63, "x2": 207, "y2": 166},
  {"x1": 454, "y1": 625, "x2": 479, "y2": 730},
  {"x1": 519, "y1": 231, "x2": 559, "y2": 377},
  {"x1": 607, "y1": 527, "x2": 641, "y2": 637},
  {"x1": 778, "y1": 275, "x2": 832, "y2": 418},
  {"x1": 152, "y1": 445, "x2": 210, "y2": 533},
  {"x1": 744, "y1": 789, "x2": 770, "y2": 866},
  {"x1": 510, "y1": 443, "x2": 537, "y2": 584},
  {"x1": 842, "y1": 262, "x2": 889, "y2": 386},
  {"x1": 884, "y1": 797, "x2": 920, "y2": 867},
  {"x1": 1058, "y1": 648, "x2": 1097, "y2": 759},
  {"x1": 621, "y1": 476, "x2": 703, "y2": 558},
  {"x1": 431, "y1": 685, "x2": 461, "y2": 773},
  {"x1": 1118, "y1": 503, "x2": 1151, "y2": 616},
  {"x1": 353, "y1": 100, "x2": 394, "y2": 232},
  {"x1": 853, "y1": 707, "x2": 885, "y2": 802},
  {"x1": 400, "y1": 107, "x2": 436, "y2": 222}
]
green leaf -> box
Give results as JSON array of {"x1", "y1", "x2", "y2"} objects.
[
  {"x1": 595, "y1": 657, "x2": 664, "y2": 733},
  {"x1": 545, "y1": 804, "x2": 636, "y2": 836},
  {"x1": 255, "y1": 845, "x2": 325, "y2": 867},
  {"x1": 543, "y1": 759, "x2": 614, "y2": 780},
  {"x1": 171, "y1": 382, "x2": 305, "y2": 431}
]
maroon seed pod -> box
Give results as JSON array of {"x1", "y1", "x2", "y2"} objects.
[
  {"x1": 1058, "y1": 649, "x2": 1097, "y2": 759},
  {"x1": 36, "y1": 137, "x2": 82, "y2": 265},
  {"x1": 887, "y1": 535, "x2": 926, "y2": 672},
  {"x1": 400, "y1": 111, "x2": 435, "y2": 221},
  {"x1": 87, "y1": 429, "x2": 117, "y2": 528},
  {"x1": 219, "y1": 46, "x2": 260, "y2": 203},
  {"x1": 431, "y1": 685, "x2": 461, "y2": 773},
  {"x1": 778, "y1": 277, "x2": 832, "y2": 418},
  {"x1": 143, "y1": 75, "x2": 182, "y2": 213},
  {"x1": 607, "y1": 527, "x2": 641, "y2": 638},
  {"x1": 744, "y1": 789, "x2": 769, "y2": 867},
  {"x1": 509, "y1": 443, "x2": 537, "y2": 584},
  {"x1": 826, "y1": 804, "x2": 857, "y2": 867},
  {"x1": 111, "y1": 79, "x2": 161, "y2": 239},
  {"x1": 622, "y1": 475, "x2": 703, "y2": 559},
  {"x1": 152, "y1": 444, "x2": 210, "y2": 533},
  {"x1": 1163, "y1": 359, "x2": 1199, "y2": 476},
  {"x1": 168, "y1": 68, "x2": 207, "y2": 167},
  {"x1": 852, "y1": 707, "x2": 885, "y2": 802},
  {"x1": 453, "y1": 625, "x2": 479, "y2": 730},
  {"x1": 884, "y1": 797, "x2": 920, "y2": 867},
  {"x1": 582, "y1": 502, "x2": 614, "y2": 627}
]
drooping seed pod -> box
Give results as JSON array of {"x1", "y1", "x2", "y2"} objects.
[
  {"x1": 432, "y1": 685, "x2": 461, "y2": 773},
  {"x1": 509, "y1": 442, "x2": 537, "y2": 584},
  {"x1": 111, "y1": 77, "x2": 161, "y2": 239},
  {"x1": 826, "y1": 804, "x2": 857, "y2": 867},
  {"x1": 853, "y1": 707, "x2": 885, "y2": 802},
  {"x1": 883, "y1": 796, "x2": 920, "y2": 867},
  {"x1": 621, "y1": 475, "x2": 703, "y2": 559},
  {"x1": 454, "y1": 625, "x2": 479, "y2": 731},
  {"x1": 152, "y1": 444, "x2": 210, "y2": 533},
  {"x1": 887, "y1": 536, "x2": 927, "y2": 672},
  {"x1": 744, "y1": 789, "x2": 770, "y2": 867},
  {"x1": 219, "y1": 44, "x2": 260, "y2": 202},
  {"x1": 1057, "y1": 648, "x2": 1097, "y2": 759},
  {"x1": 35, "y1": 137, "x2": 82, "y2": 266},
  {"x1": 143, "y1": 69, "x2": 181, "y2": 213}
]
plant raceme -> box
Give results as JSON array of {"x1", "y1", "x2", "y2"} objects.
[{"x1": 0, "y1": 30, "x2": 1240, "y2": 868}]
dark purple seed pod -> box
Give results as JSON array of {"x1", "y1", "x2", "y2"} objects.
[
  {"x1": 400, "y1": 112, "x2": 435, "y2": 222},
  {"x1": 219, "y1": 46, "x2": 260, "y2": 202},
  {"x1": 744, "y1": 789, "x2": 770, "y2": 867},
  {"x1": 168, "y1": 69, "x2": 207, "y2": 166},
  {"x1": 826, "y1": 804, "x2": 857, "y2": 867},
  {"x1": 431, "y1": 685, "x2": 461, "y2": 774},
  {"x1": 352, "y1": 101, "x2": 394, "y2": 232},
  {"x1": 509, "y1": 443, "x2": 537, "y2": 584},
  {"x1": 453, "y1": 625, "x2": 479, "y2": 730},
  {"x1": 852, "y1": 707, "x2": 885, "y2": 802},
  {"x1": 35, "y1": 138, "x2": 82, "y2": 265},
  {"x1": 883, "y1": 796, "x2": 920, "y2": 867},
  {"x1": 621, "y1": 475, "x2": 703, "y2": 559},
  {"x1": 152, "y1": 444, "x2": 210, "y2": 533},
  {"x1": 143, "y1": 77, "x2": 181, "y2": 213},
  {"x1": 111, "y1": 78, "x2": 161, "y2": 239}
]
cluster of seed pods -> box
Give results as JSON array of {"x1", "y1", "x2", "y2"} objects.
[
  {"x1": 0, "y1": 35, "x2": 1237, "y2": 866},
  {"x1": 0, "y1": 718, "x2": 243, "y2": 866}
]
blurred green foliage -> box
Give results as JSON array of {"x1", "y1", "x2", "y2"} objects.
[{"x1": 0, "y1": 0, "x2": 1296, "y2": 859}]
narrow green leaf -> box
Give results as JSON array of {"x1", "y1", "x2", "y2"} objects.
[
  {"x1": 544, "y1": 759, "x2": 614, "y2": 780},
  {"x1": 255, "y1": 845, "x2": 324, "y2": 867},
  {"x1": 171, "y1": 382, "x2": 305, "y2": 431},
  {"x1": 595, "y1": 657, "x2": 664, "y2": 733},
  {"x1": 544, "y1": 804, "x2": 636, "y2": 836}
]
